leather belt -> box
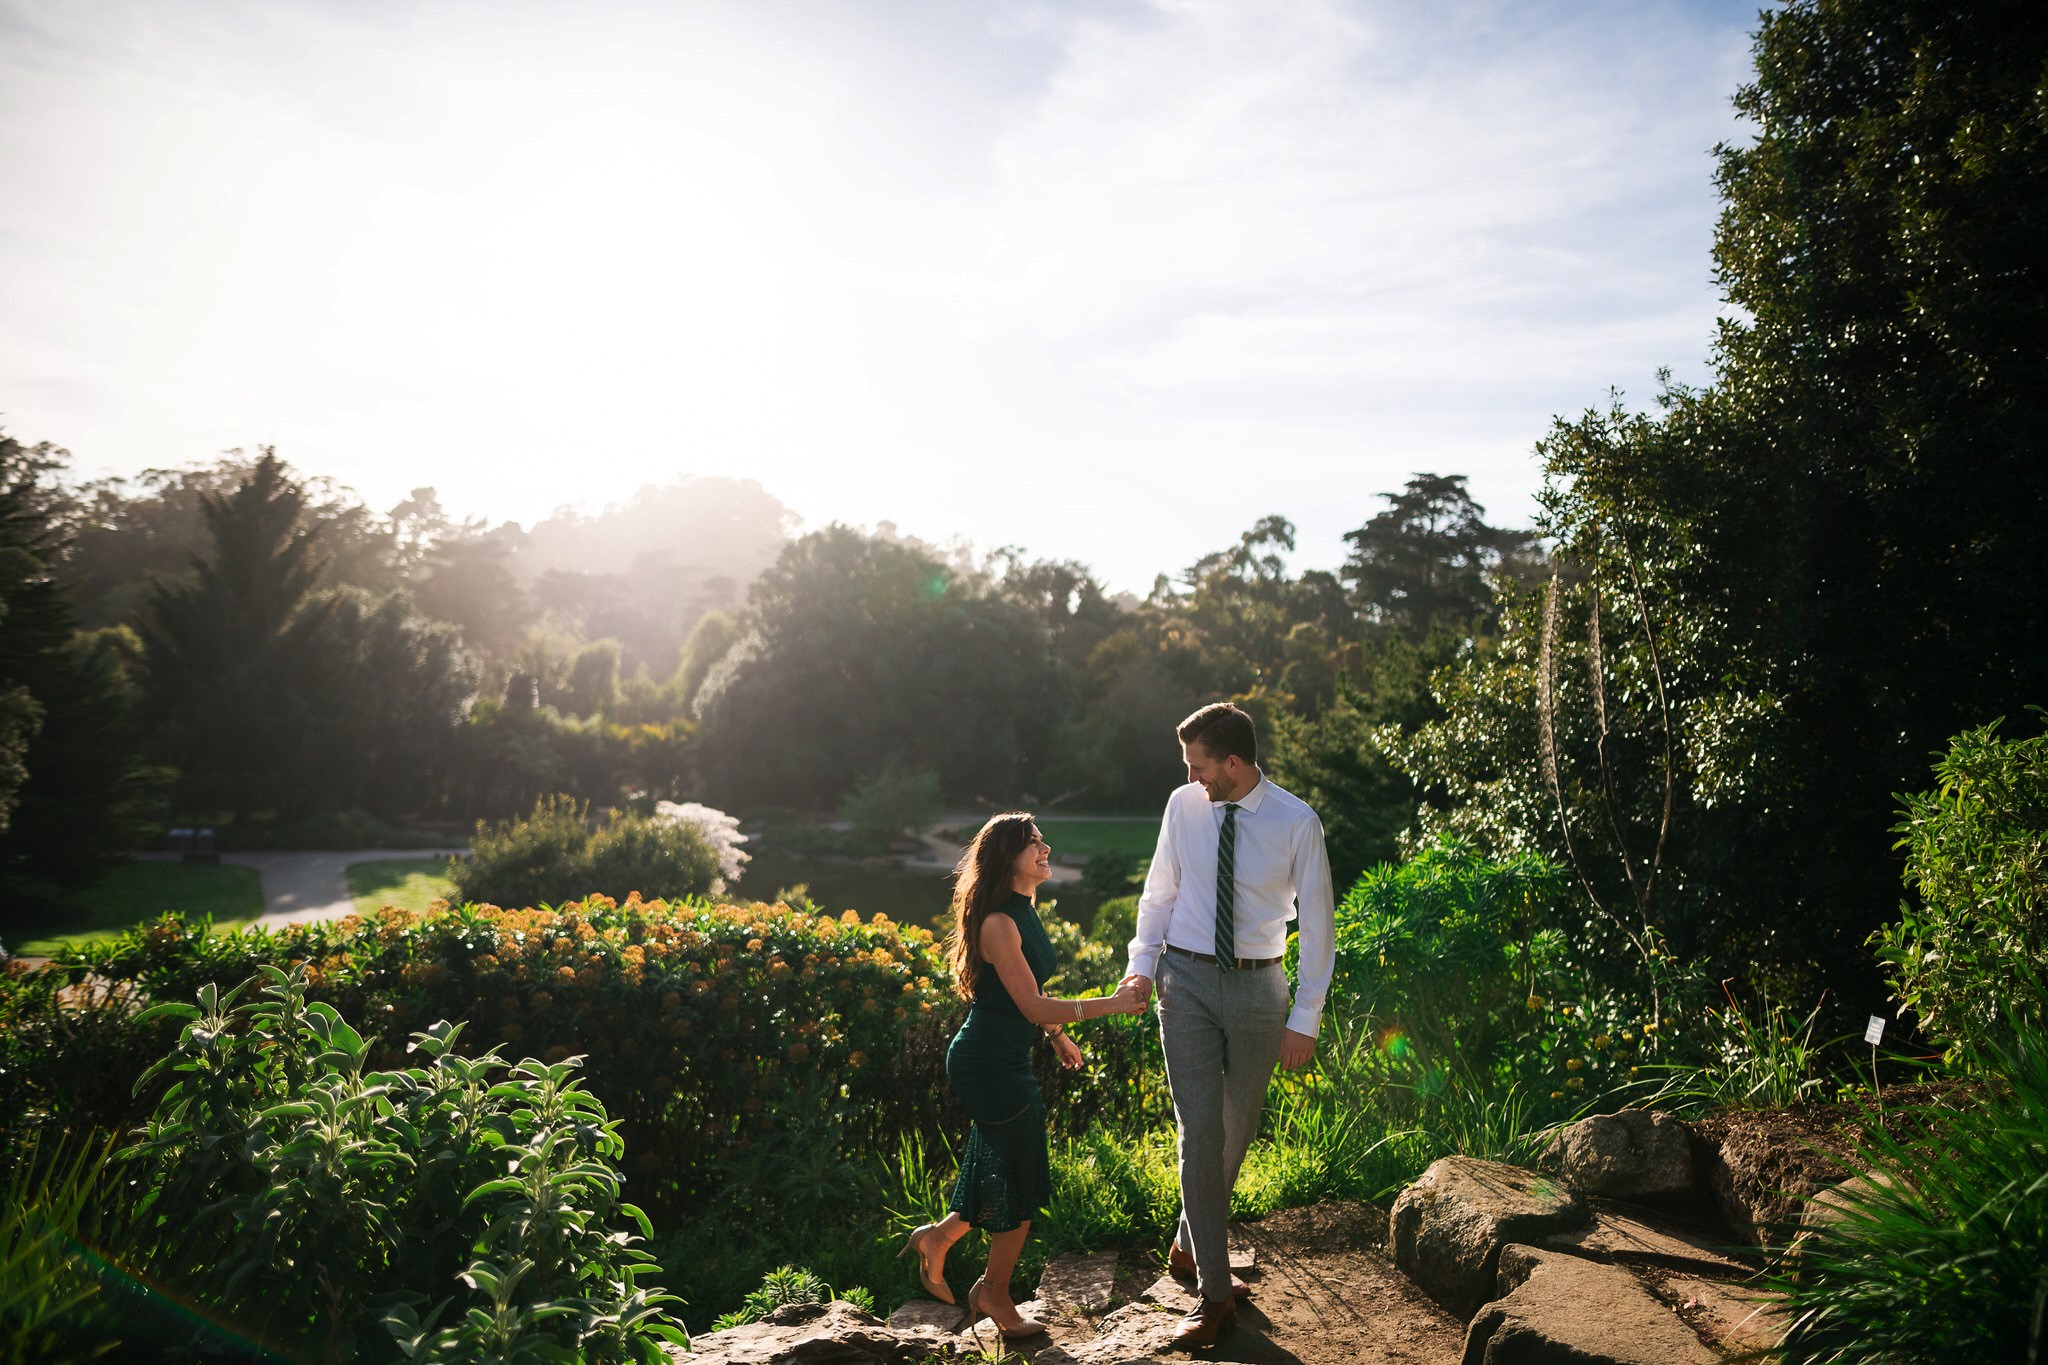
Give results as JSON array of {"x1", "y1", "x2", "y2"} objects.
[{"x1": 1165, "y1": 943, "x2": 1283, "y2": 970}]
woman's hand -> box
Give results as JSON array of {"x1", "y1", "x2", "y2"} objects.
[
  {"x1": 1051, "y1": 1032, "x2": 1085, "y2": 1070},
  {"x1": 1110, "y1": 979, "x2": 1149, "y2": 1015}
]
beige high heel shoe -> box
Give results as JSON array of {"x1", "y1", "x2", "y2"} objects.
[
  {"x1": 961, "y1": 1276, "x2": 1046, "y2": 1341},
  {"x1": 896, "y1": 1222, "x2": 954, "y2": 1304}
]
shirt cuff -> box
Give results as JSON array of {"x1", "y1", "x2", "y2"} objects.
[{"x1": 1285, "y1": 1003, "x2": 1322, "y2": 1037}]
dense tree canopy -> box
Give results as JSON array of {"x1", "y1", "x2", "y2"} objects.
[{"x1": 1400, "y1": 0, "x2": 2048, "y2": 1004}]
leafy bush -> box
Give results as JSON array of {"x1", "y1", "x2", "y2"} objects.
[
  {"x1": 1326, "y1": 838, "x2": 1564, "y2": 1073},
  {"x1": 0, "y1": 959, "x2": 177, "y2": 1156},
  {"x1": 1772, "y1": 1010, "x2": 2048, "y2": 1363},
  {"x1": 1875, "y1": 710, "x2": 2048, "y2": 1062},
  {"x1": 707, "y1": 1266, "x2": 873, "y2": 1332},
  {"x1": 837, "y1": 767, "x2": 942, "y2": 835},
  {"x1": 121, "y1": 964, "x2": 685, "y2": 1364},
  {"x1": 453, "y1": 795, "x2": 742, "y2": 908},
  {"x1": 60, "y1": 895, "x2": 959, "y2": 1220}
]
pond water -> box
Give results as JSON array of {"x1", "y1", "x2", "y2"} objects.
[{"x1": 733, "y1": 852, "x2": 1110, "y2": 936}]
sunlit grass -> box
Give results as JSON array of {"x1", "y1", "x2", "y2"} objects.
[
  {"x1": 8, "y1": 862, "x2": 264, "y2": 957},
  {"x1": 345, "y1": 857, "x2": 459, "y2": 915}
]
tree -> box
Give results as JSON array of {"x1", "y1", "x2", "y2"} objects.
[
  {"x1": 1402, "y1": 0, "x2": 2048, "y2": 1003},
  {"x1": 1340, "y1": 474, "x2": 1536, "y2": 641},
  {"x1": 140, "y1": 451, "x2": 337, "y2": 821},
  {"x1": 695, "y1": 527, "x2": 1064, "y2": 807},
  {"x1": 0, "y1": 431, "x2": 158, "y2": 895}
]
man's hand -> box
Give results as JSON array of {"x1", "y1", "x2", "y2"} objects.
[
  {"x1": 1277, "y1": 1028, "x2": 1315, "y2": 1071},
  {"x1": 1052, "y1": 1033, "x2": 1085, "y2": 1070},
  {"x1": 1118, "y1": 973, "x2": 1153, "y2": 1007}
]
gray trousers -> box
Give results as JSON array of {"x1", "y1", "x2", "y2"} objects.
[{"x1": 1156, "y1": 949, "x2": 1290, "y2": 1303}]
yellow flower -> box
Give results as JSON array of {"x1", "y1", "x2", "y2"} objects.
[
  {"x1": 1565, "y1": 1076, "x2": 1584, "y2": 1090},
  {"x1": 1526, "y1": 994, "x2": 1545, "y2": 1010},
  {"x1": 1592, "y1": 1034, "x2": 1611, "y2": 1049},
  {"x1": 1565, "y1": 1058, "x2": 1583, "y2": 1072}
]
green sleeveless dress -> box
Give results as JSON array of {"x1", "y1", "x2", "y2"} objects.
[{"x1": 945, "y1": 892, "x2": 1055, "y2": 1232}]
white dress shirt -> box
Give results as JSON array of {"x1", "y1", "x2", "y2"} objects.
[{"x1": 1124, "y1": 773, "x2": 1337, "y2": 1037}]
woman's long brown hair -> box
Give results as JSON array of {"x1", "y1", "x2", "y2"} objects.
[{"x1": 946, "y1": 811, "x2": 1036, "y2": 1000}]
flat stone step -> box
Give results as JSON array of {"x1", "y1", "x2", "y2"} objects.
[
  {"x1": 1540, "y1": 1201, "x2": 1754, "y2": 1279},
  {"x1": 1464, "y1": 1246, "x2": 1714, "y2": 1365}
]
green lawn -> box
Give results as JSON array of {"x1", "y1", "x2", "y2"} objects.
[
  {"x1": 1036, "y1": 818, "x2": 1158, "y2": 861},
  {"x1": 348, "y1": 857, "x2": 460, "y2": 914},
  {"x1": 8, "y1": 861, "x2": 266, "y2": 957}
]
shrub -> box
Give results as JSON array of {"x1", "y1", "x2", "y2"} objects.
[
  {"x1": 1875, "y1": 710, "x2": 2048, "y2": 1062},
  {"x1": 62, "y1": 895, "x2": 961, "y2": 1220},
  {"x1": 121, "y1": 964, "x2": 685, "y2": 1363},
  {"x1": 707, "y1": 1266, "x2": 873, "y2": 1332},
  {"x1": 837, "y1": 767, "x2": 941, "y2": 835},
  {"x1": 1771, "y1": 1007, "x2": 2048, "y2": 1363},
  {"x1": 1326, "y1": 837, "x2": 1564, "y2": 1073},
  {"x1": 454, "y1": 795, "x2": 742, "y2": 908}
]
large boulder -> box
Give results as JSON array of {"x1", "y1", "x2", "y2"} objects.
[
  {"x1": 685, "y1": 1301, "x2": 963, "y2": 1364},
  {"x1": 1540, "y1": 1198, "x2": 1754, "y2": 1278},
  {"x1": 1543, "y1": 1108, "x2": 1693, "y2": 1199},
  {"x1": 1462, "y1": 1245, "x2": 1715, "y2": 1365},
  {"x1": 1390, "y1": 1156, "x2": 1591, "y2": 1319},
  {"x1": 1690, "y1": 1109, "x2": 1850, "y2": 1249}
]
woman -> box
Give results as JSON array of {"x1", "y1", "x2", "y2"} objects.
[{"x1": 897, "y1": 812, "x2": 1146, "y2": 1339}]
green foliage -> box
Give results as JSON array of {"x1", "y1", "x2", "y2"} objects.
[
  {"x1": 838, "y1": 767, "x2": 942, "y2": 835},
  {"x1": 122, "y1": 965, "x2": 685, "y2": 1363},
  {"x1": 54, "y1": 894, "x2": 958, "y2": 1223},
  {"x1": 138, "y1": 451, "x2": 480, "y2": 825},
  {"x1": 1673, "y1": 990, "x2": 1834, "y2": 1111},
  {"x1": 707, "y1": 1265, "x2": 853, "y2": 1332},
  {"x1": 1339, "y1": 473, "x2": 1538, "y2": 641},
  {"x1": 696, "y1": 526, "x2": 1065, "y2": 807},
  {"x1": 1771, "y1": 1013, "x2": 2048, "y2": 1364},
  {"x1": 453, "y1": 796, "x2": 727, "y2": 908},
  {"x1": 1328, "y1": 839, "x2": 1564, "y2": 1074},
  {"x1": 0, "y1": 1131, "x2": 134, "y2": 1363},
  {"x1": 1876, "y1": 711, "x2": 2048, "y2": 1062},
  {"x1": 0, "y1": 431, "x2": 159, "y2": 895}
]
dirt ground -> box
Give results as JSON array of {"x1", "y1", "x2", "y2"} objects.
[{"x1": 1016, "y1": 1203, "x2": 1467, "y2": 1365}]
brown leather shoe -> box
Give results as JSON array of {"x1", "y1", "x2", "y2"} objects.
[
  {"x1": 1168, "y1": 1241, "x2": 1250, "y2": 1299},
  {"x1": 1172, "y1": 1296, "x2": 1236, "y2": 1349}
]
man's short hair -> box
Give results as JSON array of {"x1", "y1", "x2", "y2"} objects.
[{"x1": 1178, "y1": 702, "x2": 1257, "y2": 766}]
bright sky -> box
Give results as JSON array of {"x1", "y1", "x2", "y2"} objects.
[{"x1": 1, "y1": 0, "x2": 1759, "y2": 592}]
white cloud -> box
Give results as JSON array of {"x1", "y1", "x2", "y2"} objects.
[{"x1": 0, "y1": 0, "x2": 1758, "y2": 591}]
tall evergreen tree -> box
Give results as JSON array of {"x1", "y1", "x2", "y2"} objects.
[{"x1": 140, "y1": 450, "x2": 337, "y2": 821}]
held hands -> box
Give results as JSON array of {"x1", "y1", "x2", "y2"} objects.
[{"x1": 1107, "y1": 976, "x2": 1150, "y2": 1015}]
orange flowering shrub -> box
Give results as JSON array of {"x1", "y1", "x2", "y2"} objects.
[{"x1": 65, "y1": 894, "x2": 958, "y2": 1219}]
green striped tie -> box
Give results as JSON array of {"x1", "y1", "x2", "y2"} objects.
[{"x1": 1215, "y1": 803, "x2": 1240, "y2": 968}]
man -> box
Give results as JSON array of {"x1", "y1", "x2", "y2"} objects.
[{"x1": 1121, "y1": 701, "x2": 1335, "y2": 1348}]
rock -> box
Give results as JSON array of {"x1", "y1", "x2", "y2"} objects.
[
  {"x1": 1540, "y1": 1199, "x2": 1754, "y2": 1278},
  {"x1": 884, "y1": 1298, "x2": 963, "y2": 1332},
  {"x1": 1544, "y1": 1108, "x2": 1694, "y2": 1199},
  {"x1": 1690, "y1": 1110, "x2": 1848, "y2": 1249},
  {"x1": 1034, "y1": 1250, "x2": 1121, "y2": 1312},
  {"x1": 686, "y1": 1300, "x2": 964, "y2": 1364},
  {"x1": 1462, "y1": 1245, "x2": 1714, "y2": 1365},
  {"x1": 1059, "y1": 1301, "x2": 1187, "y2": 1364},
  {"x1": 1390, "y1": 1156, "x2": 1591, "y2": 1319},
  {"x1": 1651, "y1": 1275, "x2": 1789, "y2": 1356}
]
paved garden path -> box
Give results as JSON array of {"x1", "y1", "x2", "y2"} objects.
[{"x1": 134, "y1": 848, "x2": 467, "y2": 927}]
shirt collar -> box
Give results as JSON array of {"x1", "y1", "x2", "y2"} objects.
[{"x1": 1211, "y1": 772, "x2": 1270, "y2": 814}]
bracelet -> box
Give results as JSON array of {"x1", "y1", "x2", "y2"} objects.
[{"x1": 1073, "y1": 998, "x2": 1085, "y2": 1023}]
